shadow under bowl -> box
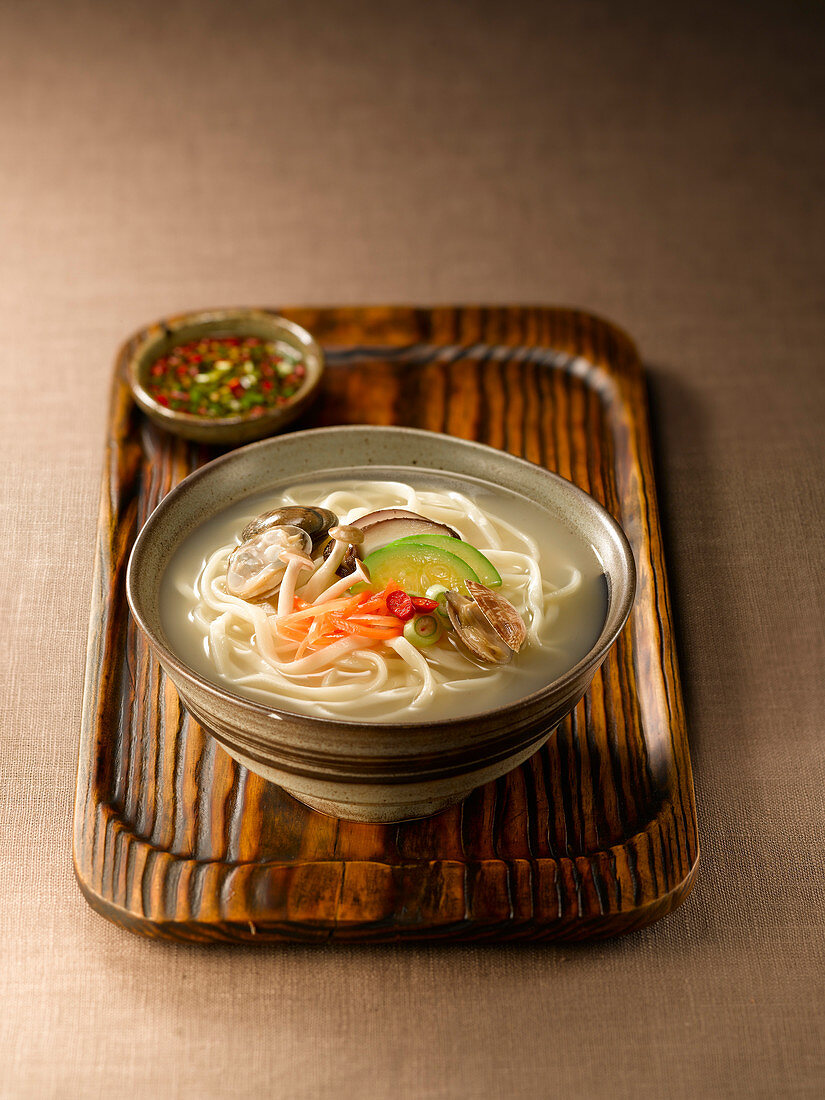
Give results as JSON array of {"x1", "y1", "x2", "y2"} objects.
[{"x1": 126, "y1": 426, "x2": 635, "y2": 822}]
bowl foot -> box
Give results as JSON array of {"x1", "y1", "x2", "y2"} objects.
[{"x1": 285, "y1": 786, "x2": 468, "y2": 823}]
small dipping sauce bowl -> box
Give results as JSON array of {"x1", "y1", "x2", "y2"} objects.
[{"x1": 126, "y1": 308, "x2": 324, "y2": 445}]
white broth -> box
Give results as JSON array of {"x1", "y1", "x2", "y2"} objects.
[{"x1": 159, "y1": 470, "x2": 607, "y2": 722}]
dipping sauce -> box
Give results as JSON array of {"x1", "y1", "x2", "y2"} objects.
[{"x1": 145, "y1": 336, "x2": 307, "y2": 418}]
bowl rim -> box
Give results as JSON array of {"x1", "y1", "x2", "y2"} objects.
[
  {"x1": 126, "y1": 424, "x2": 636, "y2": 732},
  {"x1": 126, "y1": 307, "x2": 324, "y2": 431}
]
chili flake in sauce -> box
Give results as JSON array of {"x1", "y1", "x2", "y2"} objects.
[{"x1": 146, "y1": 336, "x2": 307, "y2": 418}]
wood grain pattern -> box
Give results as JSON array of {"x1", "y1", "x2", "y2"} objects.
[{"x1": 73, "y1": 306, "x2": 698, "y2": 942}]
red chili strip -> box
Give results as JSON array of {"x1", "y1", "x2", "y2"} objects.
[
  {"x1": 386, "y1": 590, "x2": 415, "y2": 621},
  {"x1": 410, "y1": 596, "x2": 438, "y2": 613}
]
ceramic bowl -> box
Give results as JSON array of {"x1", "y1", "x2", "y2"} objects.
[
  {"x1": 126, "y1": 426, "x2": 635, "y2": 822},
  {"x1": 126, "y1": 308, "x2": 324, "y2": 444}
]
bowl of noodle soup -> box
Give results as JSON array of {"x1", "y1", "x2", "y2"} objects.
[{"x1": 127, "y1": 426, "x2": 635, "y2": 822}]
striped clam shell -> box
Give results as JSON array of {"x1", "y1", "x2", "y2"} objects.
[
  {"x1": 465, "y1": 581, "x2": 527, "y2": 653},
  {"x1": 445, "y1": 590, "x2": 512, "y2": 666},
  {"x1": 241, "y1": 506, "x2": 338, "y2": 546}
]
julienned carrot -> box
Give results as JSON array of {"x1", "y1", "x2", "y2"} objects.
[
  {"x1": 275, "y1": 583, "x2": 407, "y2": 655},
  {"x1": 278, "y1": 594, "x2": 362, "y2": 625},
  {"x1": 274, "y1": 622, "x2": 308, "y2": 642},
  {"x1": 357, "y1": 582, "x2": 403, "y2": 616},
  {"x1": 341, "y1": 623, "x2": 402, "y2": 640},
  {"x1": 294, "y1": 613, "x2": 327, "y2": 659},
  {"x1": 329, "y1": 611, "x2": 402, "y2": 641},
  {"x1": 348, "y1": 615, "x2": 404, "y2": 628}
]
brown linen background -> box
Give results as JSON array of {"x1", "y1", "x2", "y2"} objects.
[{"x1": 1, "y1": 0, "x2": 823, "y2": 1097}]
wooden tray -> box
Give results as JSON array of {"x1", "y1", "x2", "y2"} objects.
[{"x1": 74, "y1": 306, "x2": 698, "y2": 942}]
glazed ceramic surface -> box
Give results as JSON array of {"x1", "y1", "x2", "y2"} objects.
[{"x1": 126, "y1": 425, "x2": 635, "y2": 822}]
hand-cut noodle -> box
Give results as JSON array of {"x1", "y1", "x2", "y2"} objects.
[{"x1": 172, "y1": 479, "x2": 599, "y2": 721}]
